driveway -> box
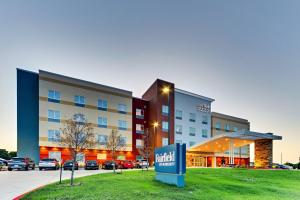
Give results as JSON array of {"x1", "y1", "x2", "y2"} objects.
[{"x1": 0, "y1": 168, "x2": 116, "y2": 200}]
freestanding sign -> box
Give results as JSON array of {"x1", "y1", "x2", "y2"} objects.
[{"x1": 154, "y1": 143, "x2": 186, "y2": 187}]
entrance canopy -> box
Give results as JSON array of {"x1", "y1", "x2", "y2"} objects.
[{"x1": 188, "y1": 131, "x2": 282, "y2": 153}]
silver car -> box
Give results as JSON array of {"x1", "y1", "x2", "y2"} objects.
[{"x1": 39, "y1": 158, "x2": 60, "y2": 170}]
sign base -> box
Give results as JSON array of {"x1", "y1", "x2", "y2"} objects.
[{"x1": 155, "y1": 172, "x2": 185, "y2": 187}]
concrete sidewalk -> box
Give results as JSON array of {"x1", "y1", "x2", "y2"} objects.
[{"x1": 0, "y1": 169, "x2": 115, "y2": 200}]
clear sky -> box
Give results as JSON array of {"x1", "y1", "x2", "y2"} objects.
[{"x1": 0, "y1": 1, "x2": 299, "y2": 163}]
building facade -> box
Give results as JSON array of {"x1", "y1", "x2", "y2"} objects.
[{"x1": 17, "y1": 68, "x2": 281, "y2": 168}]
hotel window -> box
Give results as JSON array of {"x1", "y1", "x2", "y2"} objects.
[
  {"x1": 175, "y1": 110, "x2": 183, "y2": 120},
  {"x1": 162, "y1": 121, "x2": 169, "y2": 132},
  {"x1": 48, "y1": 90, "x2": 61, "y2": 103},
  {"x1": 118, "y1": 104, "x2": 127, "y2": 114},
  {"x1": 48, "y1": 110, "x2": 60, "y2": 123},
  {"x1": 98, "y1": 99, "x2": 108, "y2": 111},
  {"x1": 120, "y1": 136, "x2": 127, "y2": 145},
  {"x1": 225, "y1": 124, "x2": 230, "y2": 132},
  {"x1": 118, "y1": 120, "x2": 127, "y2": 130},
  {"x1": 202, "y1": 129, "x2": 208, "y2": 138},
  {"x1": 233, "y1": 127, "x2": 238, "y2": 132},
  {"x1": 97, "y1": 135, "x2": 108, "y2": 145},
  {"x1": 215, "y1": 122, "x2": 221, "y2": 130},
  {"x1": 136, "y1": 108, "x2": 144, "y2": 119},
  {"x1": 75, "y1": 114, "x2": 86, "y2": 125},
  {"x1": 189, "y1": 113, "x2": 196, "y2": 122},
  {"x1": 98, "y1": 117, "x2": 107, "y2": 128},
  {"x1": 175, "y1": 140, "x2": 182, "y2": 144},
  {"x1": 162, "y1": 105, "x2": 169, "y2": 116},
  {"x1": 74, "y1": 95, "x2": 85, "y2": 107},
  {"x1": 136, "y1": 124, "x2": 144, "y2": 134},
  {"x1": 48, "y1": 130, "x2": 60, "y2": 142},
  {"x1": 202, "y1": 115, "x2": 208, "y2": 124},
  {"x1": 162, "y1": 137, "x2": 168, "y2": 146},
  {"x1": 189, "y1": 127, "x2": 196, "y2": 136},
  {"x1": 136, "y1": 139, "x2": 144, "y2": 148},
  {"x1": 189, "y1": 141, "x2": 196, "y2": 147},
  {"x1": 176, "y1": 125, "x2": 182, "y2": 134}
]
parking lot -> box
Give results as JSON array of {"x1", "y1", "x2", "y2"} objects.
[{"x1": 0, "y1": 168, "x2": 116, "y2": 200}]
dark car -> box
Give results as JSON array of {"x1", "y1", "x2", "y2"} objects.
[
  {"x1": 39, "y1": 158, "x2": 60, "y2": 170},
  {"x1": 8, "y1": 157, "x2": 35, "y2": 171},
  {"x1": 102, "y1": 161, "x2": 118, "y2": 170},
  {"x1": 84, "y1": 160, "x2": 99, "y2": 170},
  {"x1": 63, "y1": 160, "x2": 79, "y2": 170}
]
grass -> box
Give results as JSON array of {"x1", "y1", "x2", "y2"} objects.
[{"x1": 22, "y1": 168, "x2": 300, "y2": 200}]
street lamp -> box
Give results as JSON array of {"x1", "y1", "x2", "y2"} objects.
[
  {"x1": 162, "y1": 86, "x2": 171, "y2": 145},
  {"x1": 153, "y1": 122, "x2": 159, "y2": 148}
]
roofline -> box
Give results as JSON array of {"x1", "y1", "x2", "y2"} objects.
[
  {"x1": 211, "y1": 112, "x2": 249, "y2": 123},
  {"x1": 17, "y1": 68, "x2": 38, "y2": 75},
  {"x1": 39, "y1": 69, "x2": 132, "y2": 96},
  {"x1": 175, "y1": 88, "x2": 215, "y2": 102}
]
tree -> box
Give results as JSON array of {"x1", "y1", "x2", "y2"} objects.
[
  {"x1": 9, "y1": 151, "x2": 17, "y2": 158},
  {"x1": 137, "y1": 128, "x2": 154, "y2": 171},
  {"x1": 0, "y1": 149, "x2": 10, "y2": 160},
  {"x1": 106, "y1": 129, "x2": 126, "y2": 173},
  {"x1": 60, "y1": 113, "x2": 95, "y2": 186}
]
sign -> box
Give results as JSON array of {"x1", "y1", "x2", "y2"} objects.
[
  {"x1": 97, "y1": 153, "x2": 107, "y2": 160},
  {"x1": 154, "y1": 143, "x2": 186, "y2": 187},
  {"x1": 197, "y1": 104, "x2": 210, "y2": 113}
]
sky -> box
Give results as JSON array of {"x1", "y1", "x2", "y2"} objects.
[{"x1": 0, "y1": 0, "x2": 299, "y2": 163}]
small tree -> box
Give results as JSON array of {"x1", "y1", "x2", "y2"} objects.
[
  {"x1": 138, "y1": 128, "x2": 154, "y2": 171},
  {"x1": 60, "y1": 113, "x2": 95, "y2": 186},
  {"x1": 106, "y1": 129, "x2": 126, "y2": 173}
]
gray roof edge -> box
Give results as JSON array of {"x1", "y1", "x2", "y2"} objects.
[{"x1": 175, "y1": 88, "x2": 215, "y2": 102}]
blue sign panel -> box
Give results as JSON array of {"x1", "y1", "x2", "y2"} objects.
[{"x1": 154, "y1": 143, "x2": 186, "y2": 187}]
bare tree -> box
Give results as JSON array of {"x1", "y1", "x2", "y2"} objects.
[
  {"x1": 137, "y1": 128, "x2": 154, "y2": 171},
  {"x1": 105, "y1": 129, "x2": 126, "y2": 173},
  {"x1": 60, "y1": 113, "x2": 95, "y2": 186}
]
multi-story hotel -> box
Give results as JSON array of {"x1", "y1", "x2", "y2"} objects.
[{"x1": 17, "y1": 68, "x2": 282, "y2": 168}]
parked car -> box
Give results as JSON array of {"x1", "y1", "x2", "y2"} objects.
[
  {"x1": 63, "y1": 160, "x2": 79, "y2": 170},
  {"x1": 272, "y1": 163, "x2": 293, "y2": 170},
  {"x1": 39, "y1": 158, "x2": 60, "y2": 170},
  {"x1": 102, "y1": 160, "x2": 118, "y2": 170},
  {"x1": 120, "y1": 160, "x2": 134, "y2": 169},
  {"x1": 0, "y1": 161, "x2": 4, "y2": 170},
  {"x1": 84, "y1": 160, "x2": 99, "y2": 170},
  {"x1": 8, "y1": 157, "x2": 35, "y2": 171},
  {"x1": 135, "y1": 159, "x2": 149, "y2": 168},
  {"x1": 0, "y1": 158, "x2": 8, "y2": 166}
]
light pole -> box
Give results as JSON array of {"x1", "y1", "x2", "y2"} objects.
[
  {"x1": 162, "y1": 86, "x2": 171, "y2": 145},
  {"x1": 153, "y1": 122, "x2": 159, "y2": 148}
]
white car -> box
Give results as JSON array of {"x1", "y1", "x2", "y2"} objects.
[
  {"x1": 136, "y1": 159, "x2": 149, "y2": 168},
  {"x1": 39, "y1": 158, "x2": 60, "y2": 170}
]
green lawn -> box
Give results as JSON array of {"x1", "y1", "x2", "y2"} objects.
[{"x1": 22, "y1": 168, "x2": 300, "y2": 200}]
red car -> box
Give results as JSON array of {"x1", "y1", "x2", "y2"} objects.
[{"x1": 120, "y1": 161, "x2": 134, "y2": 169}]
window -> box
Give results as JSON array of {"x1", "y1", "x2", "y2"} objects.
[
  {"x1": 118, "y1": 104, "x2": 127, "y2": 114},
  {"x1": 233, "y1": 127, "x2": 238, "y2": 132},
  {"x1": 118, "y1": 120, "x2": 127, "y2": 130},
  {"x1": 48, "y1": 110, "x2": 60, "y2": 123},
  {"x1": 175, "y1": 140, "x2": 182, "y2": 144},
  {"x1": 189, "y1": 141, "x2": 196, "y2": 147},
  {"x1": 120, "y1": 136, "x2": 127, "y2": 145},
  {"x1": 225, "y1": 124, "x2": 230, "y2": 132},
  {"x1": 136, "y1": 124, "x2": 144, "y2": 134},
  {"x1": 97, "y1": 135, "x2": 108, "y2": 145},
  {"x1": 176, "y1": 125, "x2": 182, "y2": 134},
  {"x1": 202, "y1": 115, "x2": 208, "y2": 124},
  {"x1": 48, "y1": 90, "x2": 60, "y2": 103},
  {"x1": 136, "y1": 139, "x2": 144, "y2": 148},
  {"x1": 189, "y1": 113, "x2": 196, "y2": 122},
  {"x1": 48, "y1": 130, "x2": 60, "y2": 142},
  {"x1": 98, "y1": 117, "x2": 107, "y2": 128},
  {"x1": 74, "y1": 95, "x2": 85, "y2": 107},
  {"x1": 189, "y1": 127, "x2": 196, "y2": 136},
  {"x1": 136, "y1": 108, "x2": 144, "y2": 119},
  {"x1": 162, "y1": 121, "x2": 169, "y2": 132},
  {"x1": 175, "y1": 110, "x2": 183, "y2": 120},
  {"x1": 98, "y1": 99, "x2": 108, "y2": 111},
  {"x1": 162, "y1": 105, "x2": 169, "y2": 116},
  {"x1": 162, "y1": 138, "x2": 168, "y2": 146},
  {"x1": 215, "y1": 122, "x2": 221, "y2": 130},
  {"x1": 202, "y1": 129, "x2": 208, "y2": 138}
]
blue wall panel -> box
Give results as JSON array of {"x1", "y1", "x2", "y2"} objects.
[{"x1": 17, "y1": 69, "x2": 39, "y2": 163}]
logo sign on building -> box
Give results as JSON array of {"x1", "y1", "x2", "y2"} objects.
[
  {"x1": 197, "y1": 104, "x2": 210, "y2": 113},
  {"x1": 154, "y1": 143, "x2": 186, "y2": 187}
]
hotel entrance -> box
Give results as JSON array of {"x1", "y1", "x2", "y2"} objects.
[{"x1": 186, "y1": 153, "x2": 209, "y2": 167}]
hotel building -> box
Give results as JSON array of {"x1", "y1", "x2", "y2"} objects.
[{"x1": 17, "y1": 69, "x2": 282, "y2": 168}]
